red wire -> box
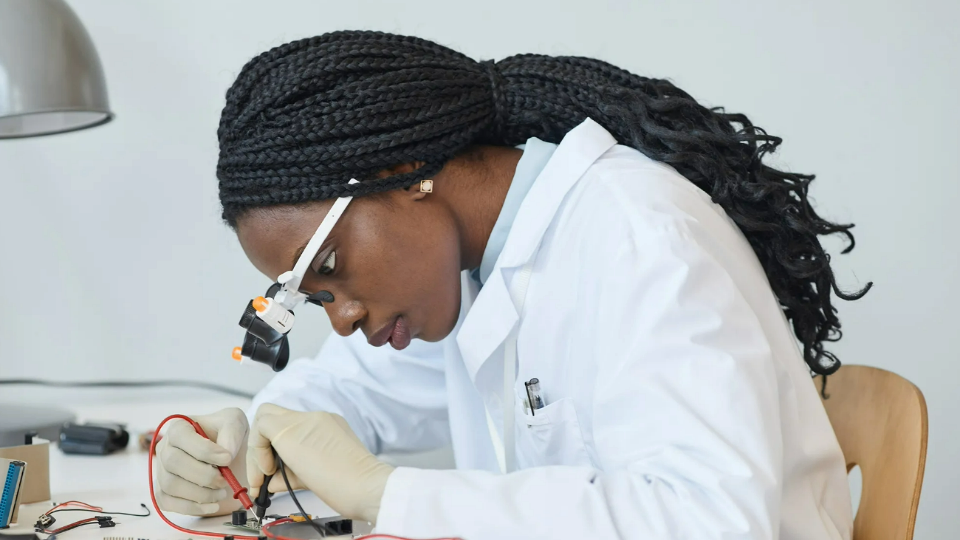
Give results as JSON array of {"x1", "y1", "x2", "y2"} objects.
[
  {"x1": 44, "y1": 517, "x2": 99, "y2": 534},
  {"x1": 149, "y1": 414, "x2": 459, "y2": 540},
  {"x1": 45, "y1": 501, "x2": 103, "y2": 515},
  {"x1": 148, "y1": 415, "x2": 259, "y2": 540},
  {"x1": 259, "y1": 517, "x2": 293, "y2": 538}
]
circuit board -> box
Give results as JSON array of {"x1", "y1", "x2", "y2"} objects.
[
  {"x1": 223, "y1": 514, "x2": 364, "y2": 538},
  {"x1": 222, "y1": 517, "x2": 262, "y2": 533},
  {"x1": 223, "y1": 513, "x2": 318, "y2": 532}
]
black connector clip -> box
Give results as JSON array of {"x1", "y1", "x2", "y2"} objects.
[
  {"x1": 35, "y1": 515, "x2": 55, "y2": 529},
  {"x1": 96, "y1": 516, "x2": 116, "y2": 528}
]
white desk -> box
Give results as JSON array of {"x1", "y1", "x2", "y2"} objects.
[{"x1": 1, "y1": 390, "x2": 341, "y2": 540}]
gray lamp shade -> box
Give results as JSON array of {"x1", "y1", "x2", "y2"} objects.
[{"x1": 0, "y1": 0, "x2": 112, "y2": 138}]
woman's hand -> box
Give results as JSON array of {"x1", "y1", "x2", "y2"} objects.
[
  {"x1": 247, "y1": 403, "x2": 395, "y2": 524},
  {"x1": 155, "y1": 408, "x2": 249, "y2": 516}
]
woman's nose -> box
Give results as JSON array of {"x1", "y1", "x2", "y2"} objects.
[{"x1": 325, "y1": 298, "x2": 366, "y2": 337}]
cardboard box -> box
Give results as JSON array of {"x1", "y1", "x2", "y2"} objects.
[{"x1": 0, "y1": 441, "x2": 50, "y2": 505}]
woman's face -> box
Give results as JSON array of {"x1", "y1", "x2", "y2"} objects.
[{"x1": 235, "y1": 187, "x2": 464, "y2": 350}]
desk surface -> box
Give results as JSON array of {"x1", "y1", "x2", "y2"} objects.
[{"x1": 2, "y1": 391, "x2": 341, "y2": 540}]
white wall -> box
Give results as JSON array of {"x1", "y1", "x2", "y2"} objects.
[{"x1": 1, "y1": 0, "x2": 957, "y2": 535}]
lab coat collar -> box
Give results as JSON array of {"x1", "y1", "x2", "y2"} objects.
[{"x1": 456, "y1": 118, "x2": 618, "y2": 381}]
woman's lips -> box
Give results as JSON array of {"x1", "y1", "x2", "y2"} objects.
[
  {"x1": 368, "y1": 315, "x2": 412, "y2": 350},
  {"x1": 368, "y1": 318, "x2": 395, "y2": 347},
  {"x1": 387, "y1": 316, "x2": 411, "y2": 350}
]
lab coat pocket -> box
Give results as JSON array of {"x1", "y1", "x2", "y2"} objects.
[{"x1": 516, "y1": 398, "x2": 592, "y2": 468}]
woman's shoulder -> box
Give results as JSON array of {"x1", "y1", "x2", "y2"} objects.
[
  {"x1": 544, "y1": 144, "x2": 769, "y2": 298},
  {"x1": 562, "y1": 144, "x2": 734, "y2": 242}
]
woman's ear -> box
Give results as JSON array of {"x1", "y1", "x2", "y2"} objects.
[{"x1": 403, "y1": 179, "x2": 432, "y2": 201}]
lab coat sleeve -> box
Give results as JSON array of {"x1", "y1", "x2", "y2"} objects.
[
  {"x1": 248, "y1": 330, "x2": 450, "y2": 455},
  {"x1": 376, "y1": 191, "x2": 784, "y2": 538}
]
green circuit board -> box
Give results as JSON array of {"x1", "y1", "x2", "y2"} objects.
[{"x1": 223, "y1": 517, "x2": 262, "y2": 532}]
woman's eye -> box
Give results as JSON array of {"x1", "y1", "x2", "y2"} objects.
[{"x1": 316, "y1": 251, "x2": 336, "y2": 275}]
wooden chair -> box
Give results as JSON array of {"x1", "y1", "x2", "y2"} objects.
[{"x1": 817, "y1": 365, "x2": 928, "y2": 540}]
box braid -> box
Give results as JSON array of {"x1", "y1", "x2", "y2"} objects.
[{"x1": 217, "y1": 30, "x2": 870, "y2": 376}]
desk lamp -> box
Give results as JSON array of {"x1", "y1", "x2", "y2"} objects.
[{"x1": 0, "y1": 0, "x2": 113, "y2": 445}]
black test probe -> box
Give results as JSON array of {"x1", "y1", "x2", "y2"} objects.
[
  {"x1": 254, "y1": 450, "x2": 337, "y2": 537},
  {"x1": 253, "y1": 472, "x2": 274, "y2": 526}
]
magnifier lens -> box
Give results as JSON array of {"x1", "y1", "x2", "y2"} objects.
[{"x1": 241, "y1": 331, "x2": 289, "y2": 372}]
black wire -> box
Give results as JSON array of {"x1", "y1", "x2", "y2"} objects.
[
  {"x1": 0, "y1": 379, "x2": 254, "y2": 399},
  {"x1": 48, "y1": 503, "x2": 151, "y2": 518},
  {"x1": 276, "y1": 454, "x2": 337, "y2": 538}
]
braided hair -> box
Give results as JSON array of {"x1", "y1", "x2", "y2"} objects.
[{"x1": 217, "y1": 30, "x2": 870, "y2": 375}]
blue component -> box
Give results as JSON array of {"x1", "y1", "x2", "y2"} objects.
[{"x1": 0, "y1": 460, "x2": 25, "y2": 528}]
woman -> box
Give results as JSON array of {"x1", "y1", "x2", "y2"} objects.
[{"x1": 156, "y1": 31, "x2": 869, "y2": 539}]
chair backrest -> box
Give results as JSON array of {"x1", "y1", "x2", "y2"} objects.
[{"x1": 817, "y1": 365, "x2": 928, "y2": 540}]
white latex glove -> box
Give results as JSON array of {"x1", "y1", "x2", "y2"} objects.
[
  {"x1": 155, "y1": 407, "x2": 249, "y2": 516},
  {"x1": 248, "y1": 403, "x2": 395, "y2": 525}
]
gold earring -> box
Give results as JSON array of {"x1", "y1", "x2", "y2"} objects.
[{"x1": 419, "y1": 179, "x2": 434, "y2": 193}]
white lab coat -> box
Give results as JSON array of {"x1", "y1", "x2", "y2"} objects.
[{"x1": 251, "y1": 118, "x2": 853, "y2": 540}]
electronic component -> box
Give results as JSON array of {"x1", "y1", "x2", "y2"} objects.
[
  {"x1": 1, "y1": 458, "x2": 26, "y2": 528},
  {"x1": 58, "y1": 423, "x2": 129, "y2": 455},
  {"x1": 319, "y1": 518, "x2": 351, "y2": 536},
  {"x1": 35, "y1": 513, "x2": 55, "y2": 529},
  {"x1": 261, "y1": 516, "x2": 356, "y2": 539},
  {"x1": 231, "y1": 509, "x2": 247, "y2": 526}
]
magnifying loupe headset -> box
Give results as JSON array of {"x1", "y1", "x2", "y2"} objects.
[{"x1": 231, "y1": 179, "x2": 359, "y2": 371}]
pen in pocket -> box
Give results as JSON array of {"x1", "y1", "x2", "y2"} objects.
[{"x1": 525, "y1": 378, "x2": 545, "y2": 416}]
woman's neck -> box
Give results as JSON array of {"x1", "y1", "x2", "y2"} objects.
[{"x1": 434, "y1": 145, "x2": 523, "y2": 272}]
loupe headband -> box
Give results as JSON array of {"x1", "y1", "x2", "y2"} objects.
[
  {"x1": 233, "y1": 178, "x2": 359, "y2": 371},
  {"x1": 273, "y1": 178, "x2": 359, "y2": 309}
]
